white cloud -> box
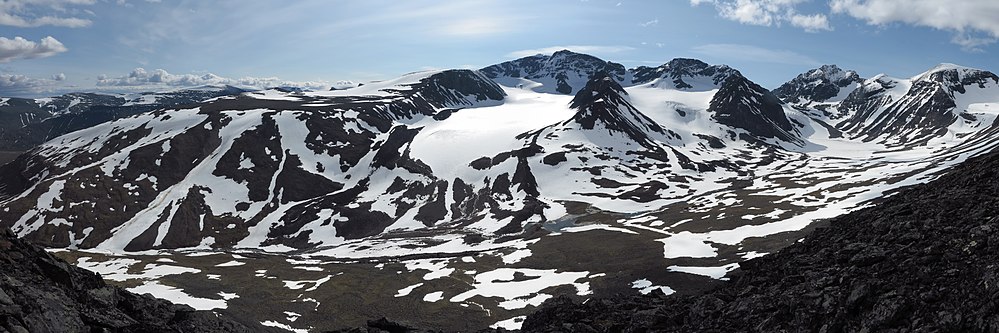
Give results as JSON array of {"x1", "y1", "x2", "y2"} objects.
[
  {"x1": 789, "y1": 13, "x2": 831, "y2": 32},
  {"x1": 691, "y1": 43, "x2": 821, "y2": 66},
  {"x1": 690, "y1": 0, "x2": 831, "y2": 32},
  {"x1": 506, "y1": 45, "x2": 636, "y2": 59},
  {"x1": 0, "y1": 73, "x2": 65, "y2": 96},
  {"x1": 52, "y1": 72, "x2": 65, "y2": 81},
  {"x1": 95, "y1": 68, "x2": 334, "y2": 91},
  {"x1": 951, "y1": 34, "x2": 996, "y2": 52},
  {"x1": 0, "y1": 0, "x2": 95, "y2": 28},
  {"x1": 830, "y1": 0, "x2": 999, "y2": 50},
  {"x1": 0, "y1": 36, "x2": 68, "y2": 63},
  {"x1": 640, "y1": 18, "x2": 659, "y2": 27}
]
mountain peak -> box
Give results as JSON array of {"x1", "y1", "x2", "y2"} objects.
[
  {"x1": 914, "y1": 63, "x2": 976, "y2": 80},
  {"x1": 664, "y1": 58, "x2": 710, "y2": 72},
  {"x1": 551, "y1": 49, "x2": 583, "y2": 57},
  {"x1": 913, "y1": 63, "x2": 998, "y2": 86},
  {"x1": 773, "y1": 64, "x2": 863, "y2": 103},
  {"x1": 710, "y1": 74, "x2": 800, "y2": 143},
  {"x1": 480, "y1": 51, "x2": 626, "y2": 94},
  {"x1": 629, "y1": 58, "x2": 739, "y2": 90},
  {"x1": 567, "y1": 71, "x2": 667, "y2": 146},
  {"x1": 569, "y1": 71, "x2": 628, "y2": 109}
]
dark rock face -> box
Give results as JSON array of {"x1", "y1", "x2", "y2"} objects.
[
  {"x1": 773, "y1": 65, "x2": 863, "y2": 103},
  {"x1": 0, "y1": 228, "x2": 262, "y2": 333},
  {"x1": 522, "y1": 147, "x2": 999, "y2": 332},
  {"x1": 480, "y1": 50, "x2": 627, "y2": 94},
  {"x1": 566, "y1": 72, "x2": 669, "y2": 148},
  {"x1": 629, "y1": 58, "x2": 740, "y2": 89},
  {"x1": 709, "y1": 74, "x2": 799, "y2": 143}
]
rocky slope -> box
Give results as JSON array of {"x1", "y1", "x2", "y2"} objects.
[
  {"x1": 522, "y1": 147, "x2": 999, "y2": 332},
  {"x1": 0, "y1": 227, "x2": 266, "y2": 333}
]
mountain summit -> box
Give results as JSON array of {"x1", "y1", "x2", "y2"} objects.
[
  {"x1": 630, "y1": 58, "x2": 741, "y2": 90},
  {"x1": 773, "y1": 64, "x2": 863, "y2": 104},
  {"x1": 710, "y1": 74, "x2": 801, "y2": 143},
  {"x1": 567, "y1": 72, "x2": 670, "y2": 148},
  {"x1": 480, "y1": 50, "x2": 627, "y2": 94}
]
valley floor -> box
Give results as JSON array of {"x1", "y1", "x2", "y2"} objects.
[{"x1": 49, "y1": 222, "x2": 820, "y2": 332}]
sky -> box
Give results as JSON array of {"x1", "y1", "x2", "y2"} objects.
[{"x1": 0, "y1": 0, "x2": 998, "y2": 97}]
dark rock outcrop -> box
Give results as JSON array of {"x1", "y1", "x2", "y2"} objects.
[
  {"x1": 0, "y1": 227, "x2": 262, "y2": 333},
  {"x1": 522, "y1": 147, "x2": 999, "y2": 332},
  {"x1": 566, "y1": 72, "x2": 670, "y2": 147},
  {"x1": 709, "y1": 74, "x2": 800, "y2": 143}
]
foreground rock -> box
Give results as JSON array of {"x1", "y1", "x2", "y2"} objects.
[
  {"x1": 0, "y1": 228, "x2": 263, "y2": 333},
  {"x1": 522, "y1": 149, "x2": 999, "y2": 332}
]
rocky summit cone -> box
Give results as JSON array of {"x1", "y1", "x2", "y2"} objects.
[{"x1": 567, "y1": 71, "x2": 668, "y2": 148}]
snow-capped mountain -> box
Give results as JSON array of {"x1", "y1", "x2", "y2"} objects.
[
  {"x1": 786, "y1": 64, "x2": 999, "y2": 147},
  {"x1": 772, "y1": 64, "x2": 863, "y2": 104},
  {"x1": 629, "y1": 58, "x2": 740, "y2": 89},
  {"x1": 480, "y1": 50, "x2": 627, "y2": 94},
  {"x1": 0, "y1": 85, "x2": 250, "y2": 151},
  {"x1": 481, "y1": 52, "x2": 741, "y2": 95},
  {"x1": 2, "y1": 52, "x2": 996, "y2": 256}
]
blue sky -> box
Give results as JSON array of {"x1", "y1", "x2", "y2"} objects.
[{"x1": 1, "y1": 0, "x2": 998, "y2": 97}]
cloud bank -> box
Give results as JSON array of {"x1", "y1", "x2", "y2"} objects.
[
  {"x1": 0, "y1": 73, "x2": 65, "y2": 96},
  {"x1": 95, "y1": 68, "x2": 333, "y2": 91}
]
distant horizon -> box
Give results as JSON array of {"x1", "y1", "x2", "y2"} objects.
[
  {"x1": 1, "y1": 0, "x2": 997, "y2": 98},
  {"x1": 1, "y1": 49, "x2": 990, "y2": 99}
]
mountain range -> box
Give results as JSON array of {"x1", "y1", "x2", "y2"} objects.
[
  {"x1": 0, "y1": 86, "x2": 250, "y2": 155},
  {"x1": 0, "y1": 50, "x2": 997, "y2": 330}
]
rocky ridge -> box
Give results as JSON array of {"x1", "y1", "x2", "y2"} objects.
[{"x1": 0, "y1": 227, "x2": 265, "y2": 333}]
